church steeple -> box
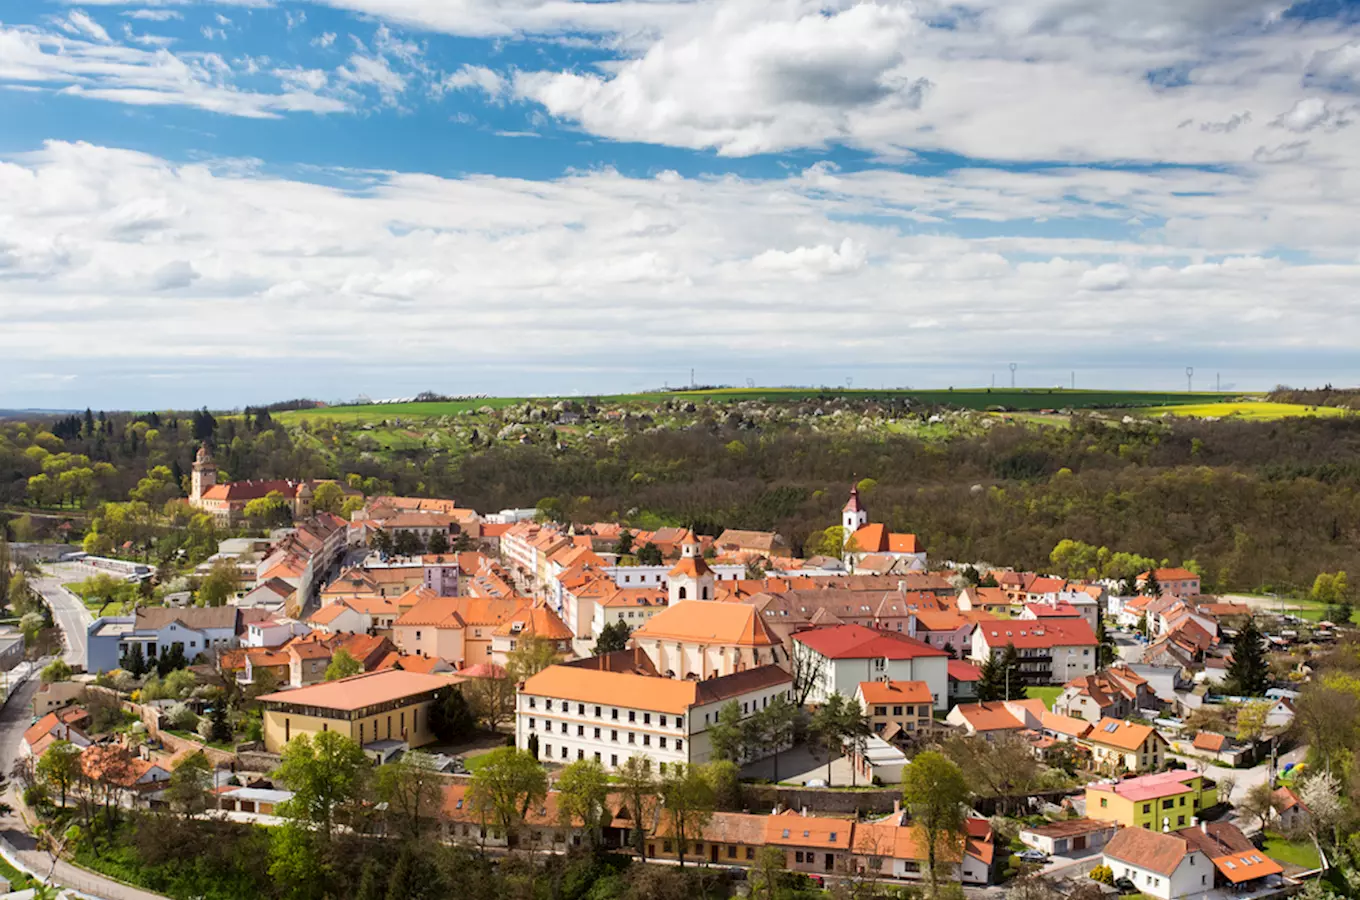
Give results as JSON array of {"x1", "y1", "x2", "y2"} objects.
[
  {"x1": 191, "y1": 443, "x2": 217, "y2": 503},
  {"x1": 842, "y1": 484, "x2": 868, "y2": 538}
]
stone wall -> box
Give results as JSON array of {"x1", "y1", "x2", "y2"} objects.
[{"x1": 741, "y1": 785, "x2": 901, "y2": 816}]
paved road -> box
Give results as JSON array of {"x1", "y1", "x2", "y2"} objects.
[
  {"x1": 1169, "y1": 743, "x2": 1308, "y2": 810},
  {"x1": 30, "y1": 564, "x2": 96, "y2": 667}
]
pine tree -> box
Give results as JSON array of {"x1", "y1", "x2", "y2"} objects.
[
  {"x1": 1226, "y1": 617, "x2": 1269, "y2": 696},
  {"x1": 997, "y1": 642, "x2": 1027, "y2": 700},
  {"x1": 1143, "y1": 572, "x2": 1162, "y2": 597},
  {"x1": 976, "y1": 654, "x2": 1002, "y2": 702}
]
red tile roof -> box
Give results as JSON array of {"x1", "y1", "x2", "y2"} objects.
[
  {"x1": 974, "y1": 616, "x2": 1096, "y2": 649},
  {"x1": 794, "y1": 624, "x2": 946, "y2": 660}
]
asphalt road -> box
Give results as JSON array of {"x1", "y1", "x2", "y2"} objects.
[{"x1": 29, "y1": 564, "x2": 97, "y2": 667}]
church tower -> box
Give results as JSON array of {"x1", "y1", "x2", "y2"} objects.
[
  {"x1": 842, "y1": 484, "x2": 868, "y2": 542},
  {"x1": 668, "y1": 529, "x2": 715, "y2": 604},
  {"x1": 191, "y1": 443, "x2": 217, "y2": 504}
]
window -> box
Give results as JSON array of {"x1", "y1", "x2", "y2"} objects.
[
  {"x1": 1179, "y1": 797, "x2": 1186, "y2": 806},
  {"x1": 891, "y1": 706, "x2": 901, "y2": 716},
  {"x1": 611, "y1": 754, "x2": 618, "y2": 767},
  {"x1": 578, "y1": 725, "x2": 584, "y2": 736},
  {"x1": 694, "y1": 843, "x2": 703, "y2": 854},
  {"x1": 561, "y1": 746, "x2": 568, "y2": 759},
  {"x1": 663, "y1": 840, "x2": 673, "y2": 852},
  {"x1": 676, "y1": 739, "x2": 683, "y2": 751},
  {"x1": 611, "y1": 709, "x2": 619, "y2": 721},
  {"x1": 545, "y1": 743, "x2": 552, "y2": 756},
  {"x1": 529, "y1": 698, "x2": 537, "y2": 709},
  {"x1": 1162, "y1": 800, "x2": 1173, "y2": 810},
  {"x1": 529, "y1": 718, "x2": 536, "y2": 730},
  {"x1": 578, "y1": 703, "x2": 585, "y2": 715},
  {"x1": 561, "y1": 722, "x2": 568, "y2": 734},
  {"x1": 746, "y1": 848, "x2": 755, "y2": 860},
  {"x1": 1143, "y1": 804, "x2": 1151, "y2": 814},
  {"x1": 659, "y1": 737, "x2": 667, "y2": 749},
  {"x1": 629, "y1": 711, "x2": 636, "y2": 722},
  {"x1": 644, "y1": 713, "x2": 651, "y2": 725},
  {"x1": 578, "y1": 749, "x2": 584, "y2": 760},
  {"x1": 795, "y1": 852, "x2": 805, "y2": 864},
  {"x1": 643, "y1": 735, "x2": 651, "y2": 746},
  {"x1": 628, "y1": 733, "x2": 635, "y2": 744},
  {"x1": 1177, "y1": 816, "x2": 1185, "y2": 826},
  {"x1": 659, "y1": 715, "x2": 667, "y2": 727},
  {"x1": 875, "y1": 706, "x2": 887, "y2": 716},
  {"x1": 594, "y1": 727, "x2": 601, "y2": 739},
  {"x1": 595, "y1": 706, "x2": 602, "y2": 717},
  {"x1": 611, "y1": 730, "x2": 618, "y2": 742},
  {"x1": 727, "y1": 846, "x2": 736, "y2": 859}
]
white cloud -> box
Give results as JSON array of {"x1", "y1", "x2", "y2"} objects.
[
  {"x1": 121, "y1": 10, "x2": 182, "y2": 22},
  {"x1": 1272, "y1": 98, "x2": 1354, "y2": 133},
  {"x1": 1307, "y1": 40, "x2": 1360, "y2": 90},
  {"x1": 5, "y1": 141, "x2": 1360, "y2": 399},
  {"x1": 437, "y1": 64, "x2": 507, "y2": 99},
  {"x1": 312, "y1": 32, "x2": 337, "y2": 48},
  {"x1": 337, "y1": 52, "x2": 406, "y2": 104},
  {"x1": 286, "y1": 10, "x2": 306, "y2": 30},
  {"x1": 1253, "y1": 141, "x2": 1309, "y2": 164},
  {"x1": 0, "y1": 21, "x2": 348, "y2": 118},
  {"x1": 63, "y1": 11, "x2": 112, "y2": 44},
  {"x1": 201, "y1": 26, "x2": 226, "y2": 40}
]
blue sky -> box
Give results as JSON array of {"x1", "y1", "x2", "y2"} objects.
[{"x1": 3, "y1": 0, "x2": 1360, "y2": 408}]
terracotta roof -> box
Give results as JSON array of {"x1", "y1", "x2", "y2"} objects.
[
  {"x1": 912, "y1": 608, "x2": 970, "y2": 631},
  {"x1": 492, "y1": 605, "x2": 573, "y2": 641},
  {"x1": 948, "y1": 660, "x2": 982, "y2": 681},
  {"x1": 520, "y1": 665, "x2": 701, "y2": 715},
  {"x1": 1021, "y1": 818, "x2": 1115, "y2": 839},
  {"x1": 309, "y1": 603, "x2": 356, "y2": 625},
  {"x1": 667, "y1": 555, "x2": 713, "y2": 579},
  {"x1": 764, "y1": 810, "x2": 853, "y2": 849},
  {"x1": 950, "y1": 700, "x2": 1041, "y2": 732},
  {"x1": 1104, "y1": 828, "x2": 1193, "y2": 876},
  {"x1": 793, "y1": 623, "x2": 945, "y2": 660},
  {"x1": 395, "y1": 594, "x2": 520, "y2": 629},
  {"x1": 1039, "y1": 710, "x2": 1092, "y2": 739},
  {"x1": 259, "y1": 669, "x2": 458, "y2": 712},
  {"x1": 1193, "y1": 732, "x2": 1228, "y2": 752},
  {"x1": 857, "y1": 680, "x2": 933, "y2": 705},
  {"x1": 714, "y1": 530, "x2": 786, "y2": 553},
  {"x1": 135, "y1": 606, "x2": 238, "y2": 632},
  {"x1": 848, "y1": 523, "x2": 922, "y2": 554},
  {"x1": 632, "y1": 600, "x2": 778, "y2": 647},
  {"x1": 974, "y1": 616, "x2": 1096, "y2": 649},
  {"x1": 1272, "y1": 786, "x2": 1305, "y2": 812},
  {"x1": 1211, "y1": 852, "x2": 1284, "y2": 884},
  {"x1": 655, "y1": 810, "x2": 769, "y2": 845},
  {"x1": 1025, "y1": 602, "x2": 1080, "y2": 618},
  {"x1": 1143, "y1": 568, "x2": 1200, "y2": 582},
  {"x1": 457, "y1": 662, "x2": 508, "y2": 679},
  {"x1": 1085, "y1": 717, "x2": 1161, "y2": 752}
]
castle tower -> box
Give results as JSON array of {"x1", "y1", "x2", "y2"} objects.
[
  {"x1": 842, "y1": 484, "x2": 868, "y2": 541},
  {"x1": 191, "y1": 443, "x2": 217, "y2": 504},
  {"x1": 668, "y1": 529, "x2": 715, "y2": 604},
  {"x1": 295, "y1": 481, "x2": 314, "y2": 519}
]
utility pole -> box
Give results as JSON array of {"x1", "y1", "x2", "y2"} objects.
[
  {"x1": 690, "y1": 368, "x2": 695, "y2": 389},
  {"x1": 1009, "y1": 363, "x2": 1018, "y2": 389},
  {"x1": 1186, "y1": 366, "x2": 1194, "y2": 392},
  {"x1": 1071, "y1": 371, "x2": 1075, "y2": 390},
  {"x1": 1217, "y1": 372, "x2": 1221, "y2": 392}
]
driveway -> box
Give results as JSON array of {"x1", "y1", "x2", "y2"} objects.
[{"x1": 1168, "y1": 744, "x2": 1308, "y2": 818}]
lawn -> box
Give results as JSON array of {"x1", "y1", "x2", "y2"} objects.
[
  {"x1": 1028, "y1": 686, "x2": 1064, "y2": 710},
  {"x1": 0, "y1": 852, "x2": 33, "y2": 892},
  {"x1": 463, "y1": 751, "x2": 497, "y2": 773},
  {"x1": 1261, "y1": 832, "x2": 1322, "y2": 870},
  {"x1": 1140, "y1": 401, "x2": 1350, "y2": 420}
]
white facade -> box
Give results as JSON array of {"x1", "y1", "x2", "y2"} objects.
[
  {"x1": 590, "y1": 600, "x2": 667, "y2": 639},
  {"x1": 1103, "y1": 847, "x2": 1211, "y2": 900},
  {"x1": 515, "y1": 678, "x2": 792, "y2": 771},
  {"x1": 969, "y1": 628, "x2": 1096, "y2": 685},
  {"x1": 794, "y1": 641, "x2": 949, "y2": 711},
  {"x1": 604, "y1": 564, "x2": 745, "y2": 589},
  {"x1": 244, "y1": 619, "x2": 310, "y2": 648}
]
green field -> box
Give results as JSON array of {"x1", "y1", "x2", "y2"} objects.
[
  {"x1": 1141, "y1": 401, "x2": 1349, "y2": 420},
  {"x1": 278, "y1": 388, "x2": 1242, "y2": 424}
]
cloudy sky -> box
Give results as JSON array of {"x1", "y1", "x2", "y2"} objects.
[{"x1": 3, "y1": 0, "x2": 1360, "y2": 408}]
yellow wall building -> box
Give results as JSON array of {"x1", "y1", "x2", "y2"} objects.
[
  {"x1": 1086, "y1": 770, "x2": 1218, "y2": 830},
  {"x1": 259, "y1": 669, "x2": 461, "y2": 753}
]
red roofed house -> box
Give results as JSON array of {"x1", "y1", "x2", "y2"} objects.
[
  {"x1": 1271, "y1": 786, "x2": 1311, "y2": 832},
  {"x1": 1138, "y1": 568, "x2": 1201, "y2": 598},
  {"x1": 1101, "y1": 827, "x2": 1213, "y2": 900},
  {"x1": 1053, "y1": 665, "x2": 1158, "y2": 723},
  {"x1": 792, "y1": 624, "x2": 948, "y2": 710},
  {"x1": 969, "y1": 616, "x2": 1097, "y2": 685},
  {"x1": 490, "y1": 604, "x2": 574, "y2": 667},
  {"x1": 948, "y1": 660, "x2": 981, "y2": 704},
  {"x1": 841, "y1": 486, "x2": 926, "y2": 574},
  {"x1": 630, "y1": 598, "x2": 783, "y2": 680},
  {"x1": 188, "y1": 444, "x2": 357, "y2": 526}
]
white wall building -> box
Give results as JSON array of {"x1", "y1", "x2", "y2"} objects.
[{"x1": 792, "y1": 624, "x2": 949, "y2": 710}]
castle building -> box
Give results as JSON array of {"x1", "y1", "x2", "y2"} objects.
[
  {"x1": 189, "y1": 444, "x2": 355, "y2": 526},
  {"x1": 667, "y1": 530, "x2": 715, "y2": 604}
]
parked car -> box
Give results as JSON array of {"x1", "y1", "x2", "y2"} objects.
[
  {"x1": 1017, "y1": 849, "x2": 1049, "y2": 864},
  {"x1": 1113, "y1": 877, "x2": 1137, "y2": 893}
]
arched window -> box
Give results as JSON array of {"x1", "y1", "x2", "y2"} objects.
[{"x1": 678, "y1": 586, "x2": 687, "y2": 599}]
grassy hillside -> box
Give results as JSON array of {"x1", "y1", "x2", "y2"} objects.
[{"x1": 278, "y1": 387, "x2": 1245, "y2": 423}]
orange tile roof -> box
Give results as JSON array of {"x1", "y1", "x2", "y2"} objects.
[
  {"x1": 856, "y1": 681, "x2": 933, "y2": 705},
  {"x1": 259, "y1": 669, "x2": 459, "y2": 712},
  {"x1": 667, "y1": 555, "x2": 713, "y2": 578},
  {"x1": 1193, "y1": 732, "x2": 1228, "y2": 752},
  {"x1": 521, "y1": 665, "x2": 700, "y2": 714},
  {"x1": 764, "y1": 810, "x2": 853, "y2": 849},
  {"x1": 632, "y1": 600, "x2": 778, "y2": 647},
  {"x1": 1211, "y1": 853, "x2": 1283, "y2": 884},
  {"x1": 1086, "y1": 717, "x2": 1161, "y2": 752},
  {"x1": 493, "y1": 605, "x2": 573, "y2": 640},
  {"x1": 950, "y1": 702, "x2": 1030, "y2": 732}
]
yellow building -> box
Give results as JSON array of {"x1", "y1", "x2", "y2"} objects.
[
  {"x1": 1082, "y1": 718, "x2": 1168, "y2": 774},
  {"x1": 1086, "y1": 770, "x2": 1218, "y2": 830},
  {"x1": 259, "y1": 669, "x2": 461, "y2": 753}
]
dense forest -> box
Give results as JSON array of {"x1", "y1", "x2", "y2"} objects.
[{"x1": 4, "y1": 398, "x2": 1360, "y2": 594}]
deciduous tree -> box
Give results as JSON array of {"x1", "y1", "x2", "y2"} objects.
[
  {"x1": 659, "y1": 762, "x2": 715, "y2": 869},
  {"x1": 467, "y1": 747, "x2": 547, "y2": 845},
  {"x1": 901, "y1": 751, "x2": 969, "y2": 899},
  {"x1": 276, "y1": 731, "x2": 370, "y2": 842},
  {"x1": 555, "y1": 758, "x2": 610, "y2": 850},
  {"x1": 324, "y1": 649, "x2": 363, "y2": 681}
]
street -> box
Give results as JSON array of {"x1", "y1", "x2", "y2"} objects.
[{"x1": 30, "y1": 563, "x2": 100, "y2": 667}]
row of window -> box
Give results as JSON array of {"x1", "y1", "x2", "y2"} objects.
[
  {"x1": 525, "y1": 698, "x2": 685, "y2": 729},
  {"x1": 539, "y1": 745, "x2": 683, "y2": 766},
  {"x1": 870, "y1": 705, "x2": 926, "y2": 717},
  {"x1": 527, "y1": 719, "x2": 682, "y2": 751}
]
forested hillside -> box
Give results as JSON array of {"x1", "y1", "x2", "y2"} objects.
[{"x1": 2, "y1": 397, "x2": 1359, "y2": 594}]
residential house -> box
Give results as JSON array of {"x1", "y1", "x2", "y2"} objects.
[
  {"x1": 945, "y1": 700, "x2": 1091, "y2": 746},
  {"x1": 589, "y1": 586, "x2": 670, "y2": 641},
  {"x1": 765, "y1": 809, "x2": 854, "y2": 876},
  {"x1": 515, "y1": 656, "x2": 792, "y2": 770},
  {"x1": 490, "y1": 605, "x2": 574, "y2": 667},
  {"x1": 308, "y1": 602, "x2": 372, "y2": 635},
  {"x1": 630, "y1": 600, "x2": 784, "y2": 679},
  {"x1": 968, "y1": 616, "x2": 1098, "y2": 685},
  {"x1": 80, "y1": 746, "x2": 171, "y2": 805},
  {"x1": 22, "y1": 708, "x2": 92, "y2": 758},
  {"x1": 1054, "y1": 666, "x2": 1159, "y2": 723},
  {"x1": 956, "y1": 586, "x2": 1012, "y2": 616},
  {"x1": 1086, "y1": 770, "x2": 1218, "y2": 830},
  {"x1": 1101, "y1": 828, "x2": 1212, "y2": 900},
  {"x1": 1177, "y1": 821, "x2": 1284, "y2": 892},
  {"x1": 848, "y1": 813, "x2": 995, "y2": 885},
  {"x1": 714, "y1": 529, "x2": 791, "y2": 558},
  {"x1": 86, "y1": 606, "x2": 240, "y2": 673},
  {"x1": 1083, "y1": 718, "x2": 1169, "y2": 774},
  {"x1": 1138, "y1": 568, "x2": 1201, "y2": 598},
  {"x1": 391, "y1": 593, "x2": 522, "y2": 667},
  {"x1": 236, "y1": 578, "x2": 296, "y2": 613},
  {"x1": 1271, "y1": 787, "x2": 1310, "y2": 832},
  {"x1": 1018, "y1": 818, "x2": 1117, "y2": 857},
  {"x1": 947, "y1": 660, "x2": 981, "y2": 705},
  {"x1": 793, "y1": 624, "x2": 948, "y2": 710},
  {"x1": 855, "y1": 681, "x2": 934, "y2": 743},
  {"x1": 242, "y1": 617, "x2": 310, "y2": 648},
  {"x1": 652, "y1": 811, "x2": 768, "y2": 866},
  {"x1": 258, "y1": 669, "x2": 460, "y2": 752}
]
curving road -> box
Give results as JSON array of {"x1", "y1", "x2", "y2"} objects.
[{"x1": 30, "y1": 564, "x2": 98, "y2": 667}]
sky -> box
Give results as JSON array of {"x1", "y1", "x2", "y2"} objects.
[{"x1": 3, "y1": 0, "x2": 1360, "y2": 409}]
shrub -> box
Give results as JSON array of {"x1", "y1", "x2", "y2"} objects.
[
  {"x1": 166, "y1": 703, "x2": 199, "y2": 731},
  {"x1": 1089, "y1": 864, "x2": 1114, "y2": 885}
]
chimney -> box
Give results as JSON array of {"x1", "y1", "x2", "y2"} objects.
[{"x1": 1201, "y1": 820, "x2": 1208, "y2": 834}]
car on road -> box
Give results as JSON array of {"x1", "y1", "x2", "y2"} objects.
[{"x1": 1017, "y1": 849, "x2": 1049, "y2": 864}]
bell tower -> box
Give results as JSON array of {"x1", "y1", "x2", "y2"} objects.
[
  {"x1": 842, "y1": 484, "x2": 868, "y2": 539},
  {"x1": 191, "y1": 443, "x2": 217, "y2": 504}
]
